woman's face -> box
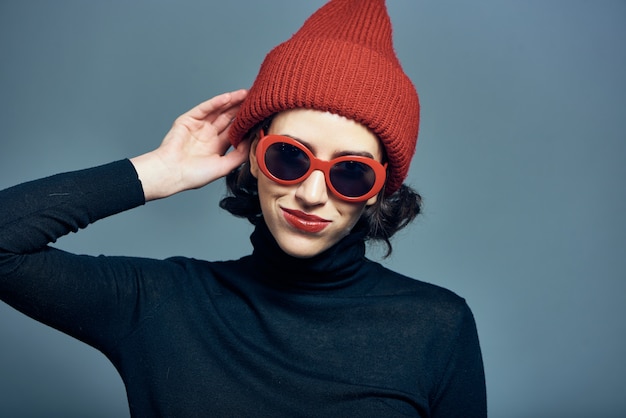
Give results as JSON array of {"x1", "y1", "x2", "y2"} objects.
[{"x1": 249, "y1": 109, "x2": 383, "y2": 258}]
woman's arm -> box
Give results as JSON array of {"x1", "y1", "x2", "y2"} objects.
[
  {"x1": 0, "y1": 90, "x2": 248, "y2": 252},
  {"x1": 0, "y1": 90, "x2": 249, "y2": 347},
  {"x1": 431, "y1": 303, "x2": 487, "y2": 417},
  {"x1": 0, "y1": 160, "x2": 149, "y2": 345}
]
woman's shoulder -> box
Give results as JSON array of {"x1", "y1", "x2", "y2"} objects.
[{"x1": 364, "y1": 259, "x2": 470, "y2": 311}]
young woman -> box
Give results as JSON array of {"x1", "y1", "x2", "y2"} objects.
[{"x1": 0, "y1": 0, "x2": 486, "y2": 416}]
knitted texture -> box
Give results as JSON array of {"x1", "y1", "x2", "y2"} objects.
[{"x1": 229, "y1": 0, "x2": 420, "y2": 195}]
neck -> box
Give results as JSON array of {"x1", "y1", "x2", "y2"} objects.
[{"x1": 250, "y1": 220, "x2": 368, "y2": 291}]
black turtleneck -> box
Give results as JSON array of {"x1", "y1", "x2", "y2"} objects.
[
  {"x1": 250, "y1": 219, "x2": 370, "y2": 291},
  {"x1": 0, "y1": 160, "x2": 486, "y2": 417}
]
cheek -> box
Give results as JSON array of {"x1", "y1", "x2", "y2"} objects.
[
  {"x1": 256, "y1": 176, "x2": 271, "y2": 207},
  {"x1": 336, "y1": 201, "x2": 368, "y2": 228},
  {"x1": 256, "y1": 175, "x2": 288, "y2": 207}
]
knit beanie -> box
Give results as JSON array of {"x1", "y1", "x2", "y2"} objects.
[{"x1": 229, "y1": 0, "x2": 419, "y2": 195}]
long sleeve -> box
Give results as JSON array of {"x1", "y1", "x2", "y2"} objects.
[
  {"x1": 0, "y1": 160, "x2": 144, "y2": 254},
  {"x1": 431, "y1": 302, "x2": 487, "y2": 417},
  {"x1": 0, "y1": 160, "x2": 152, "y2": 349}
]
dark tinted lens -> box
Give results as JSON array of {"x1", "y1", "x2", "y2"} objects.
[
  {"x1": 265, "y1": 142, "x2": 310, "y2": 181},
  {"x1": 329, "y1": 161, "x2": 376, "y2": 197}
]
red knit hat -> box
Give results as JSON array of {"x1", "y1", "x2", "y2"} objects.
[{"x1": 229, "y1": 0, "x2": 419, "y2": 195}]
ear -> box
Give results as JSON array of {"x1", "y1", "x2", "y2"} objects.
[
  {"x1": 249, "y1": 137, "x2": 260, "y2": 179},
  {"x1": 365, "y1": 194, "x2": 378, "y2": 207}
]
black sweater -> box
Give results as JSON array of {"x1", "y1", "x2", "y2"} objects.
[{"x1": 0, "y1": 160, "x2": 486, "y2": 417}]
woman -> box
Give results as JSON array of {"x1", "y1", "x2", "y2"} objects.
[{"x1": 0, "y1": 0, "x2": 486, "y2": 416}]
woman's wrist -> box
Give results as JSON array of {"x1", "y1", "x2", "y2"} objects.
[{"x1": 130, "y1": 151, "x2": 183, "y2": 201}]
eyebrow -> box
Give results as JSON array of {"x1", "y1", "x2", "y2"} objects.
[{"x1": 280, "y1": 134, "x2": 376, "y2": 160}]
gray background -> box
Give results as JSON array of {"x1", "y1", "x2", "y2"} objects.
[{"x1": 1, "y1": 1, "x2": 625, "y2": 417}]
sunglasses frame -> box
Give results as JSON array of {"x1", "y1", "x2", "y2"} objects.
[{"x1": 256, "y1": 131, "x2": 387, "y2": 202}]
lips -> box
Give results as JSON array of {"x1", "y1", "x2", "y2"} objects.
[{"x1": 281, "y1": 208, "x2": 331, "y2": 233}]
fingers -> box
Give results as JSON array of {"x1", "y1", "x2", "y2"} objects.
[
  {"x1": 212, "y1": 125, "x2": 237, "y2": 156},
  {"x1": 221, "y1": 140, "x2": 251, "y2": 171},
  {"x1": 199, "y1": 139, "x2": 251, "y2": 183},
  {"x1": 211, "y1": 103, "x2": 242, "y2": 135},
  {"x1": 187, "y1": 89, "x2": 248, "y2": 121}
]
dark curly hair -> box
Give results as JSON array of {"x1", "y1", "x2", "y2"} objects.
[{"x1": 219, "y1": 121, "x2": 422, "y2": 257}]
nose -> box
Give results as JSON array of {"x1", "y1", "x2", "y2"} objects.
[{"x1": 295, "y1": 170, "x2": 329, "y2": 206}]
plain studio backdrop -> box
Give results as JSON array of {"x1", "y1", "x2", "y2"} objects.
[{"x1": 1, "y1": 1, "x2": 624, "y2": 417}]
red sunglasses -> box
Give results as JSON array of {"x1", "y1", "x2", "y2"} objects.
[{"x1": 256, "y1": 131, "x2": 387, "y2": 202}]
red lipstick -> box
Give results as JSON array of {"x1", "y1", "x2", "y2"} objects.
[{"x1": 282, "y1": 208, "x2": 330, "y2": 233}]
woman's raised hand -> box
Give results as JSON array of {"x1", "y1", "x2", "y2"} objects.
[{"x1": 131, "y1": 90, "x2": 249, "y2": 201}]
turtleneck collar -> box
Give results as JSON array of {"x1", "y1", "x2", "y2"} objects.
[{"x1": 250, "y1": 220, "x2": 368, "y2": 291}]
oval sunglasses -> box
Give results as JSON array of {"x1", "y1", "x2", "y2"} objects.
[{"x1": 256, "y1": 130, "x2": 387, "y2": 202}]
